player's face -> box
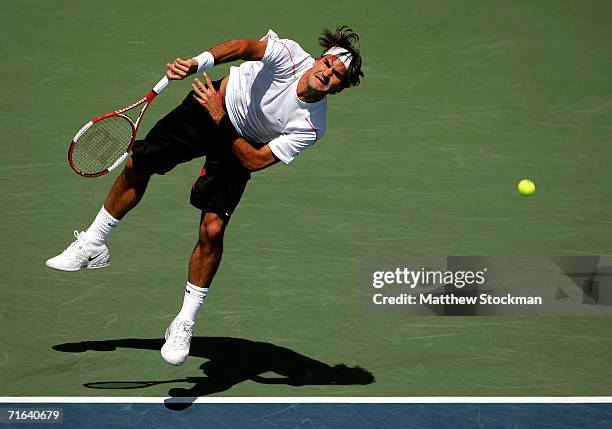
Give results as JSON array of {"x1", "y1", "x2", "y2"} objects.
[{"x1": 309, "y1": 55, "x2": 348, "y2": 94}]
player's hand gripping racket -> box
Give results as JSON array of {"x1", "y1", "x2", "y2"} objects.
[{"x1": 68, "y1": 75, "x2": 170, "y2": 177}]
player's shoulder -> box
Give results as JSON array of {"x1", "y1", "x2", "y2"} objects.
[
  {"x1": 262, "y1": 29, "x2": 300, "y2": 49},
  {"x1": 280, "y1": 38, "x2": 307, "y2": 55},
  {"x1": 263, "y1": 29, "x2": 312, "y2": 64}
]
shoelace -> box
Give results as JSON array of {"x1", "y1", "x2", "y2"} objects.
[
  {"x1": 61, "y1": 230, "x2": 88, "y2": 258},
  {"x1": 169, "y1": 320, "x2": 194, "y2": 349}
]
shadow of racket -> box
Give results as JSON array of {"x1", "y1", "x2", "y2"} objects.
[{"x1": 84, "y1": 376, "x2": 204, "y2": 390}]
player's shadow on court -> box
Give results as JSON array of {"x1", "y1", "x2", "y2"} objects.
[{"x1": 52, "y1": 337, "x2": 374, "y2": 409}]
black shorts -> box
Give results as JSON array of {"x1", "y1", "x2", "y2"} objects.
[{"x1": 131, "y1": 81, "x2": 250, "y2": 221}]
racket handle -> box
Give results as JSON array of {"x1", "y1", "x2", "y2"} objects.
[{"x1": 153, "y1": 76, "x2": 170, "y2": 94}]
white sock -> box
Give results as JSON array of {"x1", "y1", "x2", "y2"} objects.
[
  {"x1": 176, "y1": 282, "x2": 208, "y2": 323},
  {"x1": 85, "y1": 206, "x2": 119, "y2": 245}
]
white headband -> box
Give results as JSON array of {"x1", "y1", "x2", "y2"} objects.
[{"x1": 324, "y1": 46, "x2": 352, "y2": 70}]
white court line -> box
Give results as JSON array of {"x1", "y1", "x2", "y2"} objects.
[{"x1": 0, "y1": 397, "x2": 611, "y2": 404}]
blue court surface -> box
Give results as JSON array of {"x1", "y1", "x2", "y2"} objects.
[{"x1": 1, "y1": 401, "x2": 611, "y2": 428}]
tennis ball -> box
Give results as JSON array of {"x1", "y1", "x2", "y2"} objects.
[{"x1": 517, "y1": 179, "x2": 536, "y2": 197}]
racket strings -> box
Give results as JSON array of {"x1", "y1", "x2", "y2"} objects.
[{"x1": 72, "y1": 116, "x2": 134, "y2": 174}]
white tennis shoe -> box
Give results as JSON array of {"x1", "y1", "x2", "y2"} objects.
[
  {"x1": 161, "y1": 318, "x2": 194, "y2": 366},
  {"x1": 45, "y1": 230, "x2": 110, "y2": 271}
]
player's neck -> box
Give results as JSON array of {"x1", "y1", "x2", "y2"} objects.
[{"x1": 297, "y1": 71, "x2": 325, "y2": 103}]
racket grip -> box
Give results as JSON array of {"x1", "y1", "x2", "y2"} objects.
[{"x1": 153, "y1": 76, "x2": 170, "y2": 94}]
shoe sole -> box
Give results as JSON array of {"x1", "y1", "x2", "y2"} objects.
[
  {"x1": 45, "y1": 261, "x2": 110, "y2": 271},
  {"x1": 86, "y1": 261, "x2": 111, "y2": 269},
  {"x1": 45, "y1": 263, "x2": 81, "y2": 272}
]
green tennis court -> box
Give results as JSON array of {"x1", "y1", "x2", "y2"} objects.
[{"x1": 1, "y1": 0, "x2": 611, "y2": 397}]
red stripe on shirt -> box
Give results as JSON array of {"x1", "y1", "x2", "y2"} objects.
[
  {"x1": 304, "y1": 116, "x2": 318, "y2": 141},
  {"x1": 279, "y1": 42, "x2": 297, "y2": 77}
]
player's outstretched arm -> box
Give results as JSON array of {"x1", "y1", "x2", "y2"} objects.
[
  {"x1": 166, "y1": 39, "x2": 267, "y2": 81},
  {"x1": 208, "y1": 39, "x2": 268, "y2": 64}
]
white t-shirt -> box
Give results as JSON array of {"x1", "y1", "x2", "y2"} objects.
[{"x1": 224, "y1": 29, "x2": 327, "y2": 164}]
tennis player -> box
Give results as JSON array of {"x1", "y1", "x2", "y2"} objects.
[{"x1": 46, "y1": 27, "x2": 364, "y2": 366}]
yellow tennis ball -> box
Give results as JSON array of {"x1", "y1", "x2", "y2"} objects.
[{"x1": 517, "y1": 179, "x2": 536, "y2": 196}]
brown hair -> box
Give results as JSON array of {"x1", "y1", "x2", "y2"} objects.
[{"x1": 319, "y1": 26, "x2": 364, "y2": 88}]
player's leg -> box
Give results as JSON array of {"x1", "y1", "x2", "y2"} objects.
[
  {"x1": 188, "y1": 212, "x2": 226, "y2": 287},
  {"x1": 45, "y1": 91, "x2": 212, "y2": 272},
  {"x1": 161, "y1": 212, "x2": 227, "y2": 366},
  {"x1": 161, "y1": 156, "x2": 251, "y2": 366},
  {"x1": 103, "y1": 156, "x2": 151, "y2": 220},
  {"x1": 44, "y1": 157, "x2": 152, "y2": 272}
]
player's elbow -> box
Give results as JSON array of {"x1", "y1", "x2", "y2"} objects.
[
  {"x1": 232, "y1": 141, "x2": 277, "y2": 171},
  {"x1": 242, "y1": 153, "x2": 276, "y2": 172},
  {"x1": 242, "y1": 157, "x2": 266, "y2": 172}
]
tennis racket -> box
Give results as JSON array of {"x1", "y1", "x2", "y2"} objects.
[{"x1": 68, "y1": 75, "x2": 170, "y2": 178}]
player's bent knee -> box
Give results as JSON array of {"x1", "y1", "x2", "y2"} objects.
[{"x1": 199, "y1": 213, "x2": 226, "y2": 244}]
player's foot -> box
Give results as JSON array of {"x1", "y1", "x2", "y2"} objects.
[
  {"x1": 161, "y1": 318, "x2": 194, "y2": 366},
  {"x1": 45, "y1": 230, "x2": 110, "y2": 272}
]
